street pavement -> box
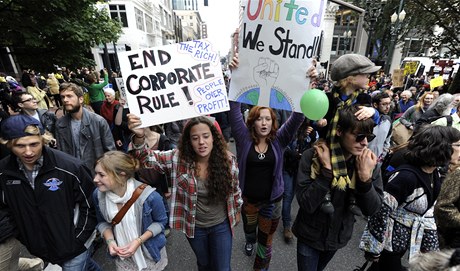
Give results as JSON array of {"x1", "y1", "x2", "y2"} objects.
[{"x1": 91, "y1": 200, "x2": 371, "y2": 271}]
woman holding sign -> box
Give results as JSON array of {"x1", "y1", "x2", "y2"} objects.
[
  {"x1": 127, "y1": 115, "x2": 242, "y2": 271},
  {"x1": 229, "y1": 55, "x2": 316, "y2": 270}
]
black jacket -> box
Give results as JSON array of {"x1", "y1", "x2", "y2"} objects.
[
  {"x1": 0, "y1": 147, "x2": 97, "y2": 264},
  {"x1": 0, "y1": 207, "x2": 17, "y2": 243},
  {"x1": 292, "y1": 148, "x2": 383, "y2": 251}
]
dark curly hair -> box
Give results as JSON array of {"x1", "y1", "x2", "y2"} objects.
[
  {"x1": 246, "y1": 106, "x2": 278, "y2": 144},
  {"x1": 405, "y1": 125, "x2": 460, "y2": 167},
  {"x1": 178, "y1": 117, "x2": 232, "y2": 204}
]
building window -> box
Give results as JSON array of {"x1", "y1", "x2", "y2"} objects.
[
  {"x1": 331, "y1": 37, "x2": 338, "y2": 55},
  {"x1": 134, "y1": 7, "x2": 144, "y2": 31},
  {"x1": 190, "y1": 22, "x2": 193, "y2": 26},
  {"x1": 155, "y1": 21, "x2": 160, "y2": 32},
  {"x1": 146, "y1": 14, "x2": 153, "y2": 33},
  {"x1": 109, "y1": 4, "x2": 128, "y2": 27}
]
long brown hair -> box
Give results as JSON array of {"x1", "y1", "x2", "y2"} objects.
[
  {"x1": 178, "y1": 117, "x2": 232, "y2": 204},
  {"x1": 246, "y1": 106, "x2": 278, "y2": 144},
  {"x1": 415, "y1": 92, "x2": 434, "y2": 112}
]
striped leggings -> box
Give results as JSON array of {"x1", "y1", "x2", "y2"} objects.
[{"x1": 242, "y1": 197, "x2": 282, "y2": 271}]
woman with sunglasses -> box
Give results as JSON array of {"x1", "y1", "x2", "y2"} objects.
[
  {"x1": 360, "y1": 125, "x2": 460, "y2": 271},
  {"x1": 293, "y1": 105, "x2": 383, "y2": 271}
]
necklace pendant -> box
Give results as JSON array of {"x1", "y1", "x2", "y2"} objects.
[{"x1": 258, "y1": 153, "x2": 265, "y2": 160}]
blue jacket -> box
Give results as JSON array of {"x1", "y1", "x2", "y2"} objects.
[
  {"x1": 93, "y1": 180, "x2": 167, "y2": 262},
  {"x1": 229, "y1": 101, "x2": 304, "y2": 201}
]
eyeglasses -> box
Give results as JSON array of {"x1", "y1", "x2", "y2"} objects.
[
  {"x1": 21, "y1": 98, "x2": 36, "y2": 103},
  {"x1": 354, "y1": 133, "x2": 376, "y2": 142}
]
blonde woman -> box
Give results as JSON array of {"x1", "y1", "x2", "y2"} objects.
[
  {"x1": 400, "y1": 92, "x2": 434, "y2": 130},
  {"x1": 46, "y1": 73, "x2": 61, "y2": 107},
  {"x1": 93, "y1": 151, "x2": 168, "y2": 271}
]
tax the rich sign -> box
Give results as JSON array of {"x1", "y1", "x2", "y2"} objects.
[
  {"x1": 118, "y1": 40, "x2": 228, "y2": 128},
  {"x1": 229, "y1": 0, "x2": 326, "y2": 112}
]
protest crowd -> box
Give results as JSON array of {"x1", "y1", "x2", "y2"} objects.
[
  {"x1": 1, "y1": 50, "x2": 460, "y2": 271},
  {"x1": 0, "y1": 12, "x2": 460, "y2": 271}
]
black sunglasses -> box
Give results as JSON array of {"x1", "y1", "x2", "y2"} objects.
[
  {"x1": 21, "y1": 98, "x2": 36, "y2": 103},
  {"x1": 354, "y1": 133, "x2": 376, "y2": 142}
]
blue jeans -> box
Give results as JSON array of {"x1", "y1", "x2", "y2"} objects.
[
  {"x1": 282, "y1": 170, "x2": 296, "y2": 228},
  {"x1": 187, "y1": 219, "x2": 232, "y2": 271},
  {"x1": 297, "y1": 241, "x2": 337, "y2": 271},
  {"x1": 61, "y1": 248, "x2": 100, "y2": 271}
]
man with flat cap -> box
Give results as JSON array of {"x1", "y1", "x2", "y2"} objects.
[
  {"x1": 0, "y1": 115, "x2": 99, "y2": 270},
  {"x1": 315, "y1": 53, "x2": 382, "y2": 138}
]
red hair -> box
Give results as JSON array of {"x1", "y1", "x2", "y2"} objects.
[{"x1": 246, "y1": 106, "x2": 278, "y2": 144}]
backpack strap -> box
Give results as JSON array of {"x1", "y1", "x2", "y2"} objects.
[
  {"x1": 111, "y1": 183, "x2": 148, "y2": 226},
  {"x1": 447, "y1": 115, "x2": 453, "y2": 127}
]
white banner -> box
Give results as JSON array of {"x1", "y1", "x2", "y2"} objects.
[{"x1": 118, "y1": 40, "x2": 228, "y2": 127}]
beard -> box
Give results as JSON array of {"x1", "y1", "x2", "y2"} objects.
[{"x1": 65, "y1": 102, "x2": 81, "y2": 114}]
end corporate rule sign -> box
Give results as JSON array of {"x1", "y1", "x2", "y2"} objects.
[
  {"x1": 118, "y1": 40, "x2": 228, "y2": 128},
  {"x1": 229, "y1": 0, "x2": 326, "y2": 112}
]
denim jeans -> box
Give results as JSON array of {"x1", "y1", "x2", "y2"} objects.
[
  {"x1": 282, "y1": 170, "x2": 296, "y2": 228},
  {"x1": 61, "y1": 247, "x2": 101, "y2": 271},
  {"x1": 187, "y1": 219, "x2": 232, "y2": 271},
  {"x1": 297, "y1": 241, "x2": 337, "y2": 271}
]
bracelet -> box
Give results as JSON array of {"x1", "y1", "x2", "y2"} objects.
[
  {"x1": 134, "y1": 134, "x2": 145, "y2": 139},
  {"x1": 136, "y1": 236, "x2": 144, "y2": 245},
  {"x1": 106, "y1": 238, "x2": 116, "y2": 245}
]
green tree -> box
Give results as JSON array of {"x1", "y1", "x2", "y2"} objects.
[
  {"x1": 406, "y1": 0, "x2": 460, "y2": 93},
  {"x1": 0, "y1": 0, "x2": 122, "y2": 71},
  {"x1": 353, "y1": 0, "x2": 460, "y2": 91}
]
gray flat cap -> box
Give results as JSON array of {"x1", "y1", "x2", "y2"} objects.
[{"x1": 330, "y1": 54, "x2": 381, "y2": 81}]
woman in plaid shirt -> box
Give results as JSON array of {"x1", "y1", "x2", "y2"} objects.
[{"x1": 128, "y1": 115, "x2": 243, "y2": 271}]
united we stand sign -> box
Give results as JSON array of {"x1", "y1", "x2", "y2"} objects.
[{"x1": 229, "y1": 0, "x2": 326, "y2": 112}]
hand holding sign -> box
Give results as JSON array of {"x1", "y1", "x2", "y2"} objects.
[
  {"x1": 127, "y1": 113, "x2": 146, "y2": 141},
  {"x1": 254, "y1": 57, "x2": 279, "y2": 106}
]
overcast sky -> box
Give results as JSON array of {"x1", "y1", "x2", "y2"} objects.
[{"x1": 197, "y1": 0, "x2": 240, "y2": 57}]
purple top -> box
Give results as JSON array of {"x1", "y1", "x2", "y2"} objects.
[{"x1": 229, "y1": 101, "x2": 304, "y2": 201}]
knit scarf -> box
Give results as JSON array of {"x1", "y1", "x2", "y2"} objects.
[{"x1": 327, "y1": 91, "x2": 359, "y2": 190}]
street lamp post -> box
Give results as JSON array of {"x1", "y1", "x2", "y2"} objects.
[
  {"x1": 384, "y1": 0, "x2": 406, "y2": 74},
  {"x1": 343, "y1": 30, "x2": 352, "y2": 55},
  {"x1": 364, "y1": 0, "x2": 387, "y2": 59}
]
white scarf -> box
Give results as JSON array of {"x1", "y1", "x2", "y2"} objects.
[{"x1": 106, "y1": 178, "x2": 147, "y2": 271}]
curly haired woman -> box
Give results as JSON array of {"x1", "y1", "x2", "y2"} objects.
[
  {"x1": 360, "y1": 125, "x2": 460, "y2": 271},
  {"x1": 128, "y1": 115, "x2": 242, "y2": 271}
]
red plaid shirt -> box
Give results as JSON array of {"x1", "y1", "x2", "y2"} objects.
[{"x1": 130, "y1": 144, "x2": 242, "y2": 238}]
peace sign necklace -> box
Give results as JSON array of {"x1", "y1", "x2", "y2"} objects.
[{"x1": 256, "y1": 144, "x2": 268, "y2": 160}]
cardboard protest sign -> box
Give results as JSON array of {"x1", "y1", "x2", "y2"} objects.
[
  {"x1": 118, "y1": 40, "x2": 228, "y2": 127},
  {"x1": 392, "y1": 69, "x2": 404, "y2": 87},
  {"x1": 229, "y1": 0, "x2": 326, "y2": 112}
]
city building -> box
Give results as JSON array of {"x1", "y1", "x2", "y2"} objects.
[{"x1": 92, "y1": 0, "x2": 176, "y2": 72}]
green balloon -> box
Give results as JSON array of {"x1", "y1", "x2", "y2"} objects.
[{"x1": 300, "y1": 89, "x2": 329, "y2": 120}]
